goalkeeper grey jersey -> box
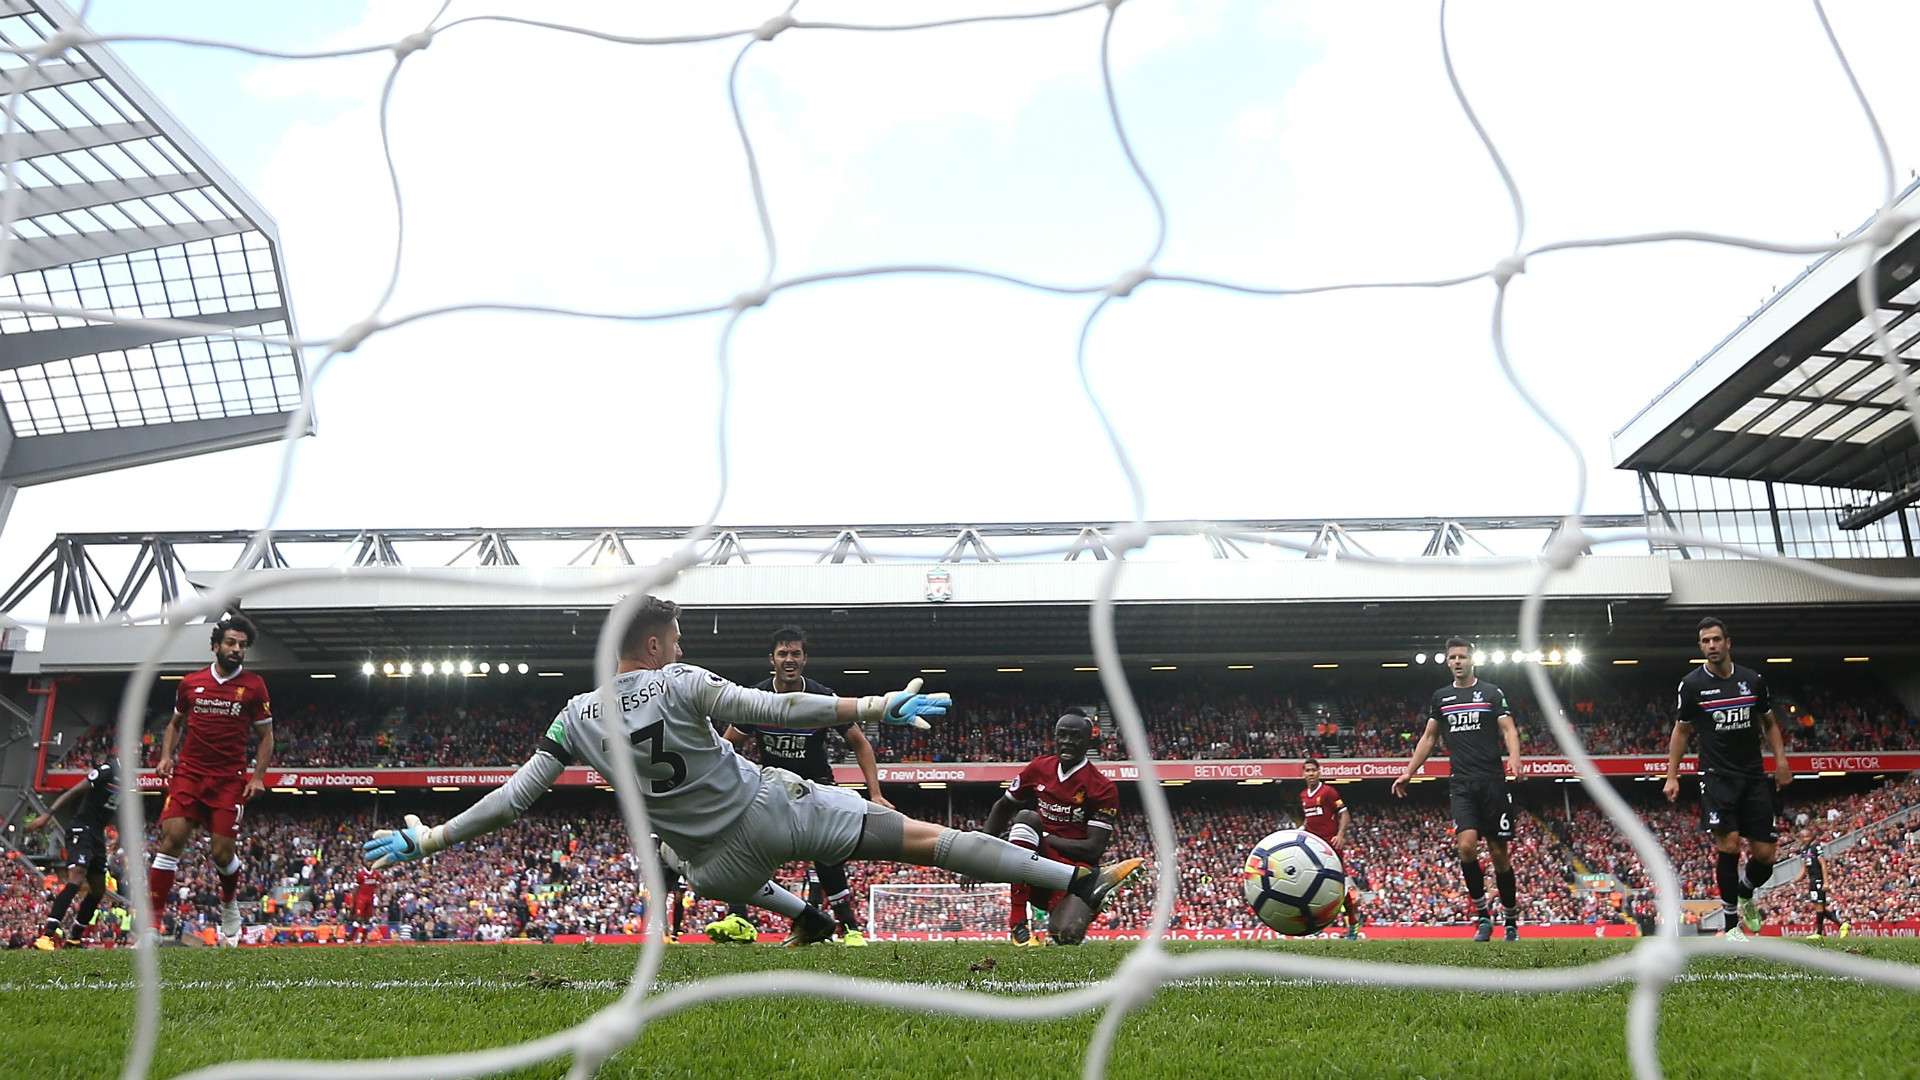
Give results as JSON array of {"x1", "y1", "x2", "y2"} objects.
[{"x1": 537, "y1": 663, "x2": 841, "y2": 856}]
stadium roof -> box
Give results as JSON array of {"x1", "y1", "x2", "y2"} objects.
[
  {"x1": 0, "y1": 0, "x2": 307, "y2": 488},
  {"x1": 1612, "y1": 179, "x2": 1920, "y2": 505}
]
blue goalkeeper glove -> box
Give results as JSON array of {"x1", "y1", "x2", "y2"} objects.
[
  {"x1": 856, "y1": 677, "x2": 952, "y2": 730},
  {"x1": 362, "y1": 813, "x2": 447, "y2": 869}
]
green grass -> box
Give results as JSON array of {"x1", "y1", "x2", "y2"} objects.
[{"x1": 3, "y1": 940, "x2": 1918, "y2": 1078}]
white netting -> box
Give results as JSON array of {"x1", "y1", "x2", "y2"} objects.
[
  {"x1": 2, "y1": 2, "x2": 1918, "y2": 1079},
  {"x1": 869, "y1": 883, "x2": 1014, "y2": 940}
]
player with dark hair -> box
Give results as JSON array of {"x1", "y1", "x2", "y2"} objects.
[
  {"x1": 708, "y1": 625, "x2": 887, "y2": 946},
  {"x1": 148, "y1": 613, "x2": 275, "y2": 947},
  {"x1": 24, "y1": 757, "x2": 121, "y2": 949},
  {"x1": 1664, "y1": 616, "x2": 1790, "y2": 942},
  {"x1": 982, "y1": 711, "x2": 1120, "y2": 946},
  {"x1": 1394, "y1": 636, "x2": 1524, "y2": 942},
  {"x1": 1801, "y1": 838, "x2": 1848, "y2": 940},
  {"x1": 1299, "y1": 757, "x2": 1362, "y2": 940},
  {"x1": 363, "y1": 596, "x2": 1142, "y2": 949}
]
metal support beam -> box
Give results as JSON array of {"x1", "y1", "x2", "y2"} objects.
[
  {"x1": 1204, "y1": 532, "x2": 1246, "y2": 559},
  {"x1": 349, "y1": 531, "x2": 402, "y2": 567},
  {"x1": 1, "y1": 410, "x2": 303, "y2": 486},
  {"x1": 1765, "y1": 482, "x2": 1786, "y2": 554},
  {"x1": 1, "y1": 218, "x2": 255, "y2": 277},
  {"x1": 0, "y1": 60, "x2": 101, "y2": 93},
  {"x1": 816, "y1": 530, "x2": 873, "y2": 565},
  {"x1": 7, "y1": 121, "x2": 160, "y2": 159},
  {"x1": 940, "y1": 528, "x2": 1000, "y2": 563},
  {"x1": 1064, "y1": 527, "x2": 1110, "y2": 561},
  {"x1": 0, "y1": 307, "x2": 290, "y2": 372},
  {"x1": 13, "y1": 172, "x2": 211, "y2": 220},
  {"x1": 568, "y1": 530, "x2": 634, "y2": 567},
  {"x1": 1638, "y1": 471, "x2": 1693, "y2": 559},
  {"x1": 702, "y1": 531, "x2": 749, "y2": 566}
]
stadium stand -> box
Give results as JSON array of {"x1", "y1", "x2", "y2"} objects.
[
  {"x1": 10, "y1": 777, "x2": 1918, "y2": 946},
  {"x1": 51, "y1": 673, "x2": 1920, "y2": 770}
]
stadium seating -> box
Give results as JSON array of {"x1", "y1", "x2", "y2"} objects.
[
  {"x1": 10, "y1": 777, "x2": 1917, "y2": 946},
  {"x1": 53, "y1": 675, "x2": 1920, "y2": 769}
]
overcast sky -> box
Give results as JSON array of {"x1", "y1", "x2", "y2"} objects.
[{"x1": 4, "y1": 0, "x2": 1919, "y2": 585}]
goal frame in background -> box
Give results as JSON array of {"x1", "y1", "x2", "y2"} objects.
[{"x1": 869, "y1": 882, "x2": 1015, "y2": 942}]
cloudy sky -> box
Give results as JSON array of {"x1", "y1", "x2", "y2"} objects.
[{"x1": 4, "y1": 0, "x2": 1918, "y2": 582}]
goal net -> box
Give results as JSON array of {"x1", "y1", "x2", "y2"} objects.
[
  {"x1": 3, "y1": 2, "x2": 1918, "y2": 1080},
  {"x1": 869, "y1": 883, "x2": 1014, "y2": 942}
]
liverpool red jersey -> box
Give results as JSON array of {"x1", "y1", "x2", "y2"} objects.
[
  {"x1": 1009, "y1": 755, "x2": 1118, "y2": 841},
  {"x1": 1299, "y1": 781, "x2": 1345, "y2": 843},
  {"x1": 173, "y1": 665, "x2": 272, "y2": 777},
  {"x1": 355, "y1": 867, "x2": 379, "y2": 897}
]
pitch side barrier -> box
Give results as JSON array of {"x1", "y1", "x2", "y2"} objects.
[{"x1": 39, "y1": 752, "x2": 1920, "y2": 793}]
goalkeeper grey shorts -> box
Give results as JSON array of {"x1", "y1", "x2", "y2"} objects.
[{"x1": 680, "y1": 766, "x2": 868, "y2": 903}]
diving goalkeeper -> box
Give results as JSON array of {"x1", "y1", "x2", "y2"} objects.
[{"x1": 363, "y1": 595, "x2": 1142, "y2": 945}]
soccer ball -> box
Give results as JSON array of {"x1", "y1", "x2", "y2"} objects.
[{"x1": 1243, "y1": 829, "x2": 1346, "y2": 935}]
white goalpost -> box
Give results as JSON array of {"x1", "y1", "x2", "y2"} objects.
[{"x1": 868, "y1": 882, "x2": 1014, "y2": 942}]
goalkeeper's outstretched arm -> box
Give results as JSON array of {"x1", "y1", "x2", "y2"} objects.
[
  {"x1": 694, "y1": 672, "x2": 951, "y2": 732},
  {"x1": 363, "y1": 749, "x2": 562, "y2": 868}
]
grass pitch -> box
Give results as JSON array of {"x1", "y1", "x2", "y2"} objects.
[{"x1": 2, "y1": 939, "x2": 1917, "y2": 1078}]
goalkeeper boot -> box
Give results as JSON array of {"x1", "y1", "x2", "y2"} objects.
[
  {"x1": 1068, "y1": 858, "x2": 1146, "y2": 915},
  {"x1": 1504, "y1": 920, "x2": 1519, "y2": 942},
  {"x1": 1010, "y1": 922, "x2": 1032, "y2": 947},
  {"x1": 785, "y1": 906, "x2": 836, "y2": 948},
  {"x1": 1724, "y1": 924, "x2": 1749, "y2": 943},
  {"x1": 840, "y1": 929, "x2": 867, "y2": 948},
  {"x1": 1472, "y1": 917, "x2": 1493, "y2": 943},
  {"x1": 33, "y1": 934, "x2": 57, "y2": 951},
  {"x1": 1738, "y1": 896, "x2": 1763, "y2": 934}
]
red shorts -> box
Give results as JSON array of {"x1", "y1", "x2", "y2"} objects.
[
  {"x1": 352, "y1": 897, "x2": 376, "y2": 920},
  {"x1": 160, "y1": 770, "x2": 248, "y2": 838}
]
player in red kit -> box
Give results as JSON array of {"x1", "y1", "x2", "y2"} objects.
[
  {"x1": 982, "y1": 711, "x2": 1120, "y2": 945},
  {"x1": 147, "y1": 614, "x2": 274, "y2": 947},
  {"x1": 1299, "y1": 757, "x2": 1362, "y2": 939},
  {"x1": 350, "y1": 867, "x2": 379, "y2": 942}
]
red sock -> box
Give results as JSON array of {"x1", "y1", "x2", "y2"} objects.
[
  {"x1": 148, "y1": 853, "x2": 179, "y2": 921},
  {"x1": 219, "y1": 873, "x2": 238, "y2": 904}
]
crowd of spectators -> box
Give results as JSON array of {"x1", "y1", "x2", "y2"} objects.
[
  {"x1": 55, "y1": 673, "x2": 1920, "y2": 772},
  {"x1": 10, "y1": 773, "x2": 1917, "y2": 947}
]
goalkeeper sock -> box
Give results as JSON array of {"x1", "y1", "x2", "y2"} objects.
[
  {"x1": 750, "y1": 880, "x2": 808, "y2": 920},
  {"x1": 1461, "y1": 858, "x2": 1487, "y2": 915},
  {"x1": 1495, "y1": 868, "x2": 1517, "y2": 918},
  {"x1": 148, "y1": 853, "x2": 179, "y2": 921},
  {"x1": 217, "y1": 854, "x2": 242, "y2": 904},
  {"x1": 933, "y1": 829, "x2": 1076, "y2": 893}
]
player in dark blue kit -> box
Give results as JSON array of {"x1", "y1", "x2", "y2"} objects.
[
  {"x1": 1800, "y1": 839, "x2": 1848, "y2": 940},
  {"x1": 24, "y1": 758, "x2": 121, "y2": 949},
  {"x1": 1664, "y1": 616, "x2": 1791, "y2": 941},
  {"x1": 708, "y1": 625, "x2": 889, "y2": 945},
  {"x1": 1394, "y1": 637, "x2": 1524, "y2": 942}
]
